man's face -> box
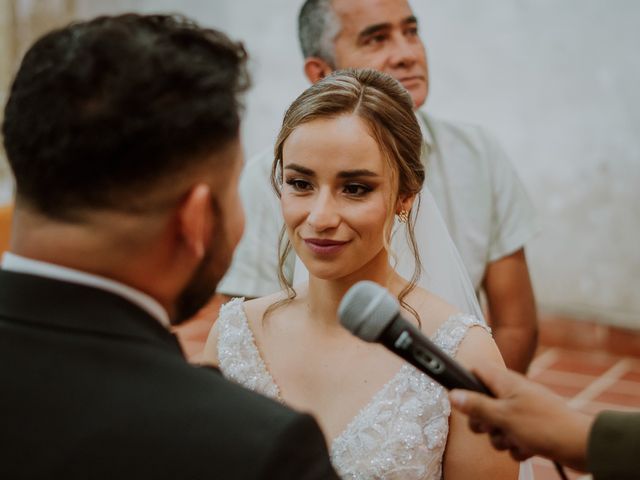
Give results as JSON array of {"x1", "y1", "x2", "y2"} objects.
[
  {"x1": 174, "y1": 140, "x2": 245, "y2": 324},
  {"x1": 331, "y1": 0, "x2": 429, "y2": 109}
]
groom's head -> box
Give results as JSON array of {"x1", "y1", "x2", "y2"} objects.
[{"x1": 2, "y1": 14, "x2": 250, "y2": 323}]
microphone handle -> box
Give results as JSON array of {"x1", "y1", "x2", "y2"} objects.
[
  {"x1": 382, "y1": 317, "x2": 571, "y2": 480},
  {"x1": 382, "y1": 316, "x2": 493, "y2": 396}
]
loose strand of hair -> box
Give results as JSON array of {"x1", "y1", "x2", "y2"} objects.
[
  {"x1": 397, "y1": 195, "x2": 423, "y2": 327},
  {"x1": 262, "y1": 224, "x2": 297, "y2": 322}
]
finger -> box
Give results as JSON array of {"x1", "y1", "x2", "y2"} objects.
[
  {"x1": 509, "y1": 446, "x2": 534, "y2": 462},
  {"x1": 470, "y1": 362, "x2": 516, "y2": 397},
  {"x1": 489, "y1": 431, "x2": 511, "y2": 451},
  {"x1": 468, "y1": 417, "x2": 492, "y2": 434},
  {"x1": 449, "y1": 389, "x2": 503, "y2": 428}
]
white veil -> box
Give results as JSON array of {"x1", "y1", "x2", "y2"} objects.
[{"x1": 293, "y1": 184, "x2": 486, "y2": 323}]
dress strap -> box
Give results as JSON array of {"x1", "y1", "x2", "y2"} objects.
[
  {"x1": 432, "y1": 313, "x2": 491, "y2": 358},
  {"x1": 215, "y1": 298, "x2": 280, "y2": 400}
]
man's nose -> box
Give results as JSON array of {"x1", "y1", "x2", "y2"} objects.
[
  {"x1": 306, "y1": 190, "x2": 340, "y2": 231},
  {"x1": 389, "y1": 35, "x2": 418, "y2": 69}
]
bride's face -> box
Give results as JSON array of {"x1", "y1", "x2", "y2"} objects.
[{"x1": 281, "y1": 114, "x2": 396, "y2": 281}]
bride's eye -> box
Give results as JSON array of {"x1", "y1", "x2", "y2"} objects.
[
  {"x1": 343, "y1": 183, "x2": 372, "y2": 196},
  {"x1": 285, "y1": 178, "x2": 313, "y2": 192}
]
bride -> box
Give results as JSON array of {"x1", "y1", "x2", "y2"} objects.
[{"x1": 204, "y1": 69, "x2": 517, "y2": 479}]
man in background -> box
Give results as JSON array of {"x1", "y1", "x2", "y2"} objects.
[
  {"x1": 217, "y1": 0, "x2": 539, "y2": 372},
  {"x1": 0, "y1": 14, "x2": 337, "y2": 479}
]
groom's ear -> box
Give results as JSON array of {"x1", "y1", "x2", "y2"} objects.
[{"x1": 177, "y1": 183, "x2": 214, "y2": 261}]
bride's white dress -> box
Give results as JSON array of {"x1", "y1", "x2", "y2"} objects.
[{"x1": 215, "y1": 298, "x2": 489, "y2": 480}]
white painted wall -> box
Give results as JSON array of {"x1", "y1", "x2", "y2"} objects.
[{"x1": 5, "y1": 0, "x2": 640, "y2": 327}]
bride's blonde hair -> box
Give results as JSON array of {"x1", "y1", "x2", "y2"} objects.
[{"x1": 267, "y1": 68, "x2": 425, "y2": 321}]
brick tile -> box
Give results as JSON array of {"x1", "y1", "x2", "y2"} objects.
[
  {"x1": 606, "y1": 326, "x2": 640, "y2": 358},
  {"x1": 604, "y1": 379, "x2": 640, "y2": 395},
  {"x1": 538, "y1": 315, "x2": 607, "y2": 351},
  {"x1": 536, "y1": 382, "x2": 585, "y2": 399},
  {"x1": 593, "y1": 389, "x2": 640, "y2": 407},
  {"x1": 579, "y1": 400, "x2": 638, "y2": 415},
  {"x1": 529, "y1": 370, "x2": 597, "y2": 390},
  {"x1": 539, "y1": 314, "x2": 640, "y2": 358},
  {"x1": 620, "y1": 370, "x2": 640, "y2": 383},
  {"x1": 529, "y1": 348, "x2": 560, "y2": 374},
  {"x1": 547, "y1": 350, "x2": 619, "y2": 376}
]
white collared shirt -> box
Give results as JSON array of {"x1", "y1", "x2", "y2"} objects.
[{"x1": 1, "y1": 252, "x2": 170, "y2": 328}]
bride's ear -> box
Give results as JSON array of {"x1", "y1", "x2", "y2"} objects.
[{"x1": 395, "y1": 194, "x2": 416, "y2": 216}]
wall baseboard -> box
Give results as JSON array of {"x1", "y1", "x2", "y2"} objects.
[{"x1": 539, "y1": 313, "x2": 640, "y2": 358}]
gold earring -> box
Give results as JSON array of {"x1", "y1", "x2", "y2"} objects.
[{"x1": 397, "y1": 209, "x2": 409, "y2": 223}]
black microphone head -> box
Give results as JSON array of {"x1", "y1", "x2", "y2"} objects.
[{"x1": 338, "y1": 281, "x2": 400, "y2": 342}]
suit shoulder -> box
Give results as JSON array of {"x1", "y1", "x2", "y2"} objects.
[{"x1": 174, "y1": 363, "x2": 297, "y2": 420}]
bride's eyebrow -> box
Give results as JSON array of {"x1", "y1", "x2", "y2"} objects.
[
  {"x1": 284, "y1": 163, "x2": 314, "y2": 176},
  {"x1": 337, "y1": 169, "x2": 380, "y2": 179},
  {"x1": 284, "y1": 164, "x2": 380, "y2": 179}
]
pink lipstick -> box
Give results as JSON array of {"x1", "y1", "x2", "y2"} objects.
[{"x1": 303, "y1": 238, "x2": 349, "y2": 255}]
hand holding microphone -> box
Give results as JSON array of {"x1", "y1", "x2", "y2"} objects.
[
  {"x1": 338, "y1": 281, "x2": 573, "y2": 480},
  {"x1": 448, "y1": 363, "x2": 593, "y2": 473}
]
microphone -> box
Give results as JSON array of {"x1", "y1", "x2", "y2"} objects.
[
  {"x1": 339, "y1": 281, "x2": 571, "y2": 480},
  {"x1": 338, "y1": 280, "x2": 492, "y2": 395}
]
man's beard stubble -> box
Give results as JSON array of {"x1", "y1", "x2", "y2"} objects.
[{"x1": 173, "y1": 208, "x2": 235, "y2": 326}]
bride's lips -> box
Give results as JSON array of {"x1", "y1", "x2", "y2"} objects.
[{"x1": 303, "y1": 238, "x2": 350, "y2": 255}]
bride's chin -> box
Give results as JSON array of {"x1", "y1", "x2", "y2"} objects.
[
  {"x1": 303, "y1": 262, "x2": 350, "y2": 282},
  {"x1": 306, "y1": 268, "x2": 343, "y2": 281}
]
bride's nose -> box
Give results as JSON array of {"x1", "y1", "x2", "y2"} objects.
[{"x1": 306, "y1": 189, "x2": 340, "y2": 231}]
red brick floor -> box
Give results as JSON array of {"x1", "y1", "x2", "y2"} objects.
[
  {"x1": 174, "y1": 299, "x2": 640, "y2": 480},
  {"x1": 527, "y1": 348, "x2": 640, "y2": 479}
]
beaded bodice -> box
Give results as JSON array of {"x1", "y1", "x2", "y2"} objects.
[{"x1": 216, "y1": 298, "x2": 489, "y2": 480}]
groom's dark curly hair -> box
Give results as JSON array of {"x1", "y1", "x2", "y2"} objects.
[{"x1": 2, "y1": 14, "x2": 249, "y2": 219}]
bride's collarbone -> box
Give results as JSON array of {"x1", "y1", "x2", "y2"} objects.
[
  {"x1": 264, "y1": 333, "x2": 404, "y2": 396},
  {"x1": 272, "y1": 344, "x2": 407, "y2": 443}
]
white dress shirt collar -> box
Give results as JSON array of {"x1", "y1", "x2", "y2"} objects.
[{"x1": 0, "y1": 252, "x2": 170, "y2": 328}]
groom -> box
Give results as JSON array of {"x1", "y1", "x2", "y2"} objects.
[{"x1": 0, "y1": 14, "x2": 337, "y2": 479}]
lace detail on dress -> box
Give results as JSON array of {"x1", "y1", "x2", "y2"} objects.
[
  {"x1": 330, "y1": 314, "x2": 489, "y2": 480},
  {"x1": 330, "y1": 363, "x2": 449, "y2": 479},
  {"x1": 216, "y1": 303, "x2": 489, "y2": 480},
  {"x1": 216, "y1": 298, "x2": 280, "y2": 400},
  {"x1": 432, "y1": 313, "x2": 491, "y2": 357}
]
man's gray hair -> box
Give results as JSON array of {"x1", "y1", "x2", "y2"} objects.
[{"x1": 298, "y1": 0, "x2": 341, "y2": 67}]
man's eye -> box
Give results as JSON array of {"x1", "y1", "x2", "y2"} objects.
[
  {"x1": 285, "y1": 178, "x2": 312, "y2": 191},
  {"x1": 405, "y1": 27, "x2": 419, "y2": 37},
  {"x1": 365, "y1": 34, "x2": 387, "y2": 45}
]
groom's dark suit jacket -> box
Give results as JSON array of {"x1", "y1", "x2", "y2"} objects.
[{"x1": 0, "y1": 270, "x2": 338, "y2": 479}]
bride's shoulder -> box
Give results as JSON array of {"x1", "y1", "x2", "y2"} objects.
[
  {"x1": 203, "y1": 291, "x2": 292, "y2": 366},
  {"x1": 408, "y1": 287, "x2": 499, "y2": 362},
  {"x1": 243, "y1": 290, "x2": 292, "y2": 322},
  {"x1": 406, "y1": 286, "x2": 460, "y2": 333}
]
